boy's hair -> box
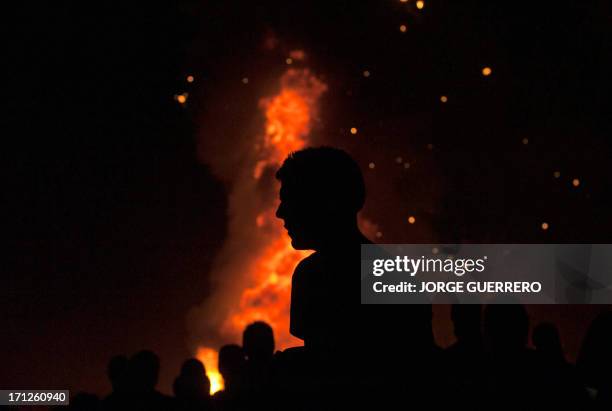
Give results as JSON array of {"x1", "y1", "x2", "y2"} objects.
[
  {"x1": 275, "y1": 146, "x2": 365, "y2": 213},
  {"x1": 243, "y1": 321, "x2": 275, "y2": 359}
]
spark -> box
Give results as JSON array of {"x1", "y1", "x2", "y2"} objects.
[
  {"x1": 350, "y1": 127, "x2": 358, "y2": 135},
  {"x1": 175, "y1": 93, "x2": 188, "y2": 104},
  {"x1": 416, "y1": 1, "x2": 425, "y2": 10},
  {"x1": 186, "y1": 75, "x2": 194, "y2": 83},
  {"x1": 408, "y1": 216, "x2": 416, "y2": 224},
  {"x1": 440, "y1": 95, "x2": 448, "y2": 103},
  {"x1": 482, "y1": 67, "x2": 492, "y2": 76}
]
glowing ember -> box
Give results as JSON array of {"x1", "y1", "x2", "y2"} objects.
[{"x1": 196, "y1": 66, "x2": 327, "y2": 394}]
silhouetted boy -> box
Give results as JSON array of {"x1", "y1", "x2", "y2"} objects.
[
  {"x1": 243, "y1": 321, "x2": 275, "y2": 363},
  {"x1": 275, "y1": 147, "x2": 435, "y2": 403},
  {"x1": 276, "y1": 147, "x2": 370, "y2": 353},
  {"x1": 127, "y1": 350, "x2": 174, "y2": 411},
  {"x1": 102, "y1": 355, "x2": 128, "y2": 410},
  {"x1": 242, "y1": 321, "x2": 275, "y2": 406},
  {"x1": 242, "y1": 321, "x2": 274, "y2": 392},
  {"x1": 213, "y1": 344, "x2": 247, "y2": 410},
  {"x1": 173, "y1": 358, "x2": 211, "y2": 411}
]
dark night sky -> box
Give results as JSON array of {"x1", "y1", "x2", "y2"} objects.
[{"x1": 4, "y1": 0, "x2": 612, "y2": 395}]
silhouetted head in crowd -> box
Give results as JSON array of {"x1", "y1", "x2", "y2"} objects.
[
  {"x1": 451, "y1": 304, "x2": 483, "y2": 343},
  {"x1": 483, "y1": 303, "x2": 529, "y2": 353},
  {"x1": 533, "y1": 322, "x2": 564, "y2": 361},
  {"x1": 180, "y1": 358, "x2": 207, "y2": 378},
  {"x1": 243, "y1": 321, "x2": 275, "y2": 362},
  {"x1": 107, "y1": 354, "x2": 128, "y2": 393},
  {"x1": 577, "y1": 311, "x2": 612, "y2": 390},
  {"x1": 276, "y1": 147, "x2": 366, "y2": 250},
  {"x1": 173, "y1": 358, "x2": 210, "y2": 400},
  {"x1": 129, "y1": 350, "x2": 160, "y2": 393},
  {"x1": 218, "y1": 344, "x2": 246, "y2": 392}
]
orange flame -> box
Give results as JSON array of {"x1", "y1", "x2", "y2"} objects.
[
  {"x1": 197, "y1": 64, "x2": 327, "y2": 394},
  {"x1": 196, "y1": 347, "x2": 224, "y2": 394}
]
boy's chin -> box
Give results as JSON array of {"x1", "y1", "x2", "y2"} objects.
[{"x1": 290, "y1": 237, "x2": 314, "y2": 251}]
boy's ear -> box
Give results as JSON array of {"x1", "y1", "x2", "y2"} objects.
[{"x1": 320, "y1": 197, "x2": 343, "y2": 214}]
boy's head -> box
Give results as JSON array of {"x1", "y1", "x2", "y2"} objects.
[
  {"x1": 242, "y1": 321, "x2": 275, "y2": 361},
  {"x1": 275, "y1": 147, "x2": 365, "y2": 250},
  {"x1": 218, "y1": 344, "x2": 246, "y2": 384}
]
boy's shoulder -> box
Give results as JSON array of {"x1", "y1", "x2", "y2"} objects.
[{"x1": 295, "y1": 251, "x2": 323, "y2": 274}]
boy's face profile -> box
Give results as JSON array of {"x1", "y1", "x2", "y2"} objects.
[
  {"x1": 276, "y1": 181, "x2": 324, "y2": 250},
  {"x1": 275, "y1": 147, "x2": 366, "y2": 251}
]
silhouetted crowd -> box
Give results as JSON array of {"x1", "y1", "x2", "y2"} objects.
[{"x1": 59, "y1": 307, "x2": 612, "y2": 411}]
